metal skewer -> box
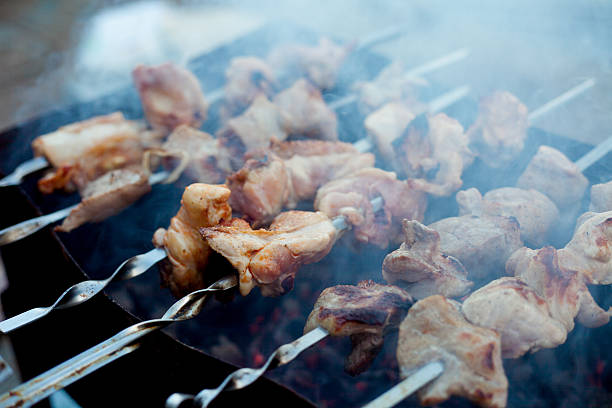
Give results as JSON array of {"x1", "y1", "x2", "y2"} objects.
[
  {"x1": 0, "y1": 275, "x2": 237, "y2": 408},
  {"x1": 528, "y1": 78, "x2": 595, "y2": 122},
  {"x1": 0, "y1": 170, "x2": 170, "y2": 247},
  {"x1": 0, "y1": 156, "x2": 49, "y2": 188}
]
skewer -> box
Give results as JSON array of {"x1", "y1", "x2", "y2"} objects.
[
  {"x1": 0, "y1": 170, "x2": 170, "y2": 247},
  {"x1": 574, "y1": 134, "x2": 612, "y2": 172},
  {"x1": 0, "y1": 275, "x2": 238, "y2": 408},
  {"x1": 0, "y1": 156, "x2": 49, "y2": 188},
  {"x1": 527, "y1": 78, "x2": 595, "y2": 122}
]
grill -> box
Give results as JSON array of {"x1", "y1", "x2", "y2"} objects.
[{"x1": 0, "y1": 21, "x2": 611, "y2": 408}]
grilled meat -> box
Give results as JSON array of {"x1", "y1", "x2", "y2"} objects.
[
  {"x1": 462, "y1": 277, "x2": 567, "y2": 359},
  {"x1": 304, "y1": 280, "x2": 412, "y2": 375},
  {"x1": 382, "y1": 219, "x2": 472, "y2": 299},
  {"x1": 516, "y1": 145, "x2": 589, "y2": 211},
  {"x1": 132, "y1": 63, "x2": 208, "y2": 133},
  {"x1": 589, "y1": 180, "x2": 612, "y2": 212},
  {"x1": 429, "y1": 215, "x2": 523, "y2": 281},
  {"x1": 227, "y1": 140, "x2": 374, "y2": 225},
  {"x1": 153, "y1": 184, "x2": 232, "y2": 297},
  {"x1": 467, "y1": 91, "x2": 529, "y2": 168},
  {"x1": 33, "y1": 112, "x2": 147, "y2": 193},
  {"x1": 201, "y1": 210, "x2": 336, "y2": 297},
  {"x1": 457, "y1": 187, "x2": 560, "y2": 247},
  {"x1": 397, "y1": 295, "x2": 508, "y2": 408},
  {"x1": 273, "y1": 79, "x2": 338, "y2": 141},
  {"x1": 315, "y1": 168, "x2": 427, "y2": 248}
]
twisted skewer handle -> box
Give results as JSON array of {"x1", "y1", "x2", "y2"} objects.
[{"x1": 0, "y1": 203, "x2": 78, "y2": 246}]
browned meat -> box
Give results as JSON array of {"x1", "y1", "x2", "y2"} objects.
[
  {"x1": 200, "y1": 211, "x2": 336, "y2": 297},
  {"x1": 153, "y1": 184, "x2": 232, "y2": 297},
  {"x1": 132, "y1": 63, "x2": 208, "y2": 132},
  {"x1": 467, "y1": 91, "x2": 529, "y2": 168},
  {"x1": 397, "y1": 295, "x2": 508, "y2": 408},
  {"x1": 273, "y1": 79, "x2": 338, "y2": 141},
  {"x1": 462, "y1": 277, "x2": 567, "y2": 359},
  {"x1": 557, "y1": 211, "x2": 612, "y2": 285},
  {"x1": 353, "y1": 62, "x2": 427, "y2": 114},
  {"x1": 394, "y1": 113, "x2": 474, "y2": 196},
  {"x1": 382, "y1": 220, "x2": 472, "y2": 299},
  {"x1": 315, "y1": 168, "x2": 427, "y2": 248},
  {"x1": 220, "y1": 56, "x2": 276, "y2": 119},
  {"x1": 162, "y1": 125, "x2": 230, "y2": 183},
  {"x1": 227, "y1": 140, "x2": 374, "y2": 225},
  {"x1": 516, "y1": 146, "x2": 589, "y2": 211},
  {"x1": 304, "y1": 280, "x2": 412, "y2": 375},
  {"x1": 507, "y1": 246, "x2": 610, "y2": 331},
  {"x1": 216, "y1": 94, "x2": 286, "y2": 166},
  {"x1": 268, "y1": 37, "x2": 350, "y2": 90},
  {"x1": 56, "y1": 167, "x2": 151, "y2": 233},
  {"x1": 33, "y1": 112, "x2": 147, "y2": 193},
  {"x1": 429, "y1": 215, "x2": 523, "y2": 281},
  {"x1": 457, "y1": 187, "x2": 560, "y2": 247},
  {"x1": 590, "y1": 181, "x2": 612, "y2": 212},
  {"x1": 364, "y1": 101, "x2": 417, "y2": 166}
]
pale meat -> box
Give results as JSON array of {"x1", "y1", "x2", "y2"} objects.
[
  {"x1": 268, "y1": 37, "x2": 350, "y2": 90},
  {"x1": 516, "y1": 145, "x2": 589, "y2": 211},
  {"x1": 353, "y1": 62, "x2": 426, "y2": 114},
  {"x1": 557, "y1": 211, "x2": 612, "y2": 285},
  {"x1": 273, "y1": 79, "x2": 338, "y2": 141},
  {"x1": 162, "y1": 125, "x2": 230, "y2": 183},
  {"x1": 382, "y1": 220, "x2": 473, "y2": 299},
  {"x1": 364, "y1": 101, "x2": 417, "y2": 166},
  {"x1": 589, "y1": 180, "x2": 612, "y2": 212},
  {"x1": 227, "y1": 140, "x2": 375, "y2": 225},
  {"x1": 462, "y1": 277, "x2": 567, "y2": 359},
  {"x1": 56, "y1": 167, "x2": 151, "y2": 233},
  {"x1": 33, "y1": 112, "x2": 146, "y2": 193},
  {"x1": 315, "y1": 168, "x2": 427, "y2": 248},
  {"x1": 200, "y1": 211, "x2": 336, "y2": 297},
  {"x1": 507, "y1": 247, "x2": 611, "y2": 331},
  {"x1": 467, "y1": 91, "x2": 529, "y2": 168},
  {"x1": 132, "y1": 63, "x2": 208, "y2": 132},
  {"x1": 220, "y1": 56, "x2": 276, "y2": 119},
  {"x1": 394, "y1": 113, "x2": 474, "y2": 196},
  {"x1": 216, "y1": 94, "x2": 286, "y2": 165},
  {"x1": 304, "y1": 280, "x2": 412, "y2": 375},
  {"x1": 153, "y1": 184, "x2": 232, "y2": 297},
  {"x1": 429, "y1": 215, "x2": 523, "y2": 281},
  {"x1": 397, "y1": 295, "x2": 508, "y2": 408},
  {"x1": 457, "y1": 187, "x2": 560, "y2": 247}
]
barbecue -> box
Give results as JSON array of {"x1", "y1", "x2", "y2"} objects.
[{"x1": 0, "y1": 17, "x2": 611, "y2": 408}]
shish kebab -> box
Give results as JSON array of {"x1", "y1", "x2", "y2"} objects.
[
  {"x1": 0, "y1": 48, "x2": 470, "y2": 246},
  {"x1": 0, "y1": 24, "x2": 426, "y2": 189},
  {"x1": 0, "y1": 85, "x2": 467, "y2": 333}
]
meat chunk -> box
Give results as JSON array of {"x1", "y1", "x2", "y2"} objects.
[
  {"x1": 268, "y1": 38, "x2": 350, "y2": 90},
  {"x1": 364, "y1": 102, "x2": 417, "y2": 167},
  {"x1": 216, "y1": 94, "x2": 286, "y2": 166},
  {"x1": 467, "y1": 91, "x2": 529, "y2": 168},
  {"x1": 589, "y1": 180, "x2": 612, "y2": 212},
  {"x1": 132, "y1": 63, "x2": 208, "y2": 132},
  {"x1": 382, "y1": 220, "x2": 472, "y2": 299},
  {"x1": 394, "y1": 113, "x2": 474, "y2": 196},
  {"x1": 227, "y1": 140, "x2": 374, "y2": 225},
  {"x1": 429, "y1": 215, "x2": 523, "y2": 281},
  {"x1": 304, "y1": 280, "x2": 412, "y2": 375},
  {"x1": 462, "y1": 277, "x2": 567, "y2": 359},
  {"x1": 56, "y1": 167, "x2": 151, "y2": 233},
  {"x1": 153, "y1": 184, "x2": 232, "y2": 297},
  {"x1": 315, "y1": 168, "x2": 427, "y2": 248},
  {"x1": 353, "y1": 62, "x2": 426, "y2": 114},
  {"x1": 516, "y1": 145, "x2": 589, "y2": 211},
  {"x1": 273, "y1": 79, "x2": 338, "y2": 141},
  {"x1": 33, "y1": 112, "x2": 146, "y2": 193},
  {"x1": 161, "y1": 125, "x2": 230, "y2": 183},
  {"x1": 457, "y1": 187, "x2": 560, "y2": 247},
  {"x1": 507, "y1": 247, "x2": 611, "y2": 330},
  {"x1": 200, "y1": 211, "x2": 336, "y2": 297},
  {"x1": 220, "y1": 56, "x2": 276, "y2": 119},
  {"x1": 557, "y1": 211, "x2": 612, "y2": 285},
  {"x1": 397, "y1": 295, "x2": 508, "y2": 408}
]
